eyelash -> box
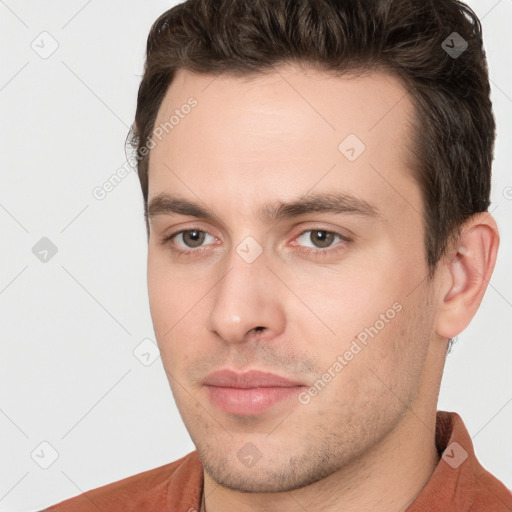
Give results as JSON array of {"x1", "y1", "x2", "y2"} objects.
[{"x1": 159, "y1": 228, "x2": 352, "y2": 258}]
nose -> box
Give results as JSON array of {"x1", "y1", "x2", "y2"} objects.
[{"x1": 206, "y1": 248, "x2": 286, "y2": 345}]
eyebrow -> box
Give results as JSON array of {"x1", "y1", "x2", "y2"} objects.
[{"x1": 146, "y1": 191, "x2": 380, "y2": 224}]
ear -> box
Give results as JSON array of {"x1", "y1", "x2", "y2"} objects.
[{"x1": 436, "y1": 212, "x2": 500, "y2": 339}]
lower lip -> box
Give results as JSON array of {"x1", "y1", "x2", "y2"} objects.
[{"x1": 206, "y1": 386, "x2": 305, "y2": 415}]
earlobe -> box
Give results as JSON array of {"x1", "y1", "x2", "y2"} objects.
[{"x1": 436, "y1": 214, "x2": 499, "y2": 339}]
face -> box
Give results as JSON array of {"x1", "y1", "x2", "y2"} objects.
[{"x1": 146, "y1": 64, "x2": 444, "y2": 492}]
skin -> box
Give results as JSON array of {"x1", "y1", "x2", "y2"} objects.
[{"x1": 146, "y1": 63, "x2": 499, "y2": 512}]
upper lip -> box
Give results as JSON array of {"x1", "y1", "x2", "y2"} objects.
[{"x1": 203, "y1": 369, "x2": 304, "y2": 388}]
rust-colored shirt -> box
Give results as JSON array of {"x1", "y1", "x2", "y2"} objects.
[{"x1": 43, "y1": 411, "x2": 512, "y2": 511}]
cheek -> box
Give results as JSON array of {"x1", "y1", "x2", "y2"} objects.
[
  {"x1": 306, "y1": 295, "x2": 428, "y2": 417},
  {"x1": 147, "y1": 261, "x2": 173, "y2": 334},
  {"x1": 147, "y1": 252, "x2": 212, "y2": 372},
  {"x1": 284, "y1": 258, "x2": 423, "y2": 385},
  {"x1": 147, "y1": 250, "x2": 197, "y2": 326},
  {"x1": 283, "y1": 256, "x2": 400, "y2": 344}
]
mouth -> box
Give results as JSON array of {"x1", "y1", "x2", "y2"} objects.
[{"x1": 203, "y1": 369, "x2": 307, "y2": 416}]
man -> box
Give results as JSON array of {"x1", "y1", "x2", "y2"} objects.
[{"x1": 45, "y1": 0, "x2": 512, "y2": 510}]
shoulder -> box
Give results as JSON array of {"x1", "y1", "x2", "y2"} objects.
[
  {"x1": 469, "y1": 460, "x2": 512, "y2": 511},
  {"x1": 408, "y1": 411, "x2": 512, "y2": 511},
  {"x1": 41, "y1": 451, "x2": 203, "y2": 512},
  {"x1": 446, "y1": 412, "x2": 512, "y2": 511}
]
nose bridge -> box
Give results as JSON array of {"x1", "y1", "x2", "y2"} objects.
[{"x1": 206, "y1": 242, "x2": 284, "y2": 344}]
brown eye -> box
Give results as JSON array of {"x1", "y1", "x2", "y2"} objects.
[
  {"x1": 296, "y1": 229, "x2": 343, "y2": 249},
  {"x1": 160, "y1": 228, "x2": 217, "y2": 257},
  {"x1": 179, "y1": 230, "x2": 207, "y2": 248},
  {"x1": 309, "y1": 230, "x2": 335, "y2": 248},
  {"x1": 292, "y1": 228, "x2": 352, "y2": 257}
]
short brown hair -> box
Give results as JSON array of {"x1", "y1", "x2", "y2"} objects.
[{"x1": 130, "y1": 0, "x2": 495, "y2": 277}]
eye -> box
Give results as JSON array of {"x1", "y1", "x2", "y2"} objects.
[
  {"x1": 295, "y1": 229, "x2": 349, "y2": 250},
  {"x1": 163, "y1": 229, "x2": 216, "y2": 251}
]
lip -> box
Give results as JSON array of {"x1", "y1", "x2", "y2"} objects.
[
  {"x1": 203, "y1": 369, "x2": 304, "y2": 388},
  {"x1": 204, "y1": 369, "x2": 306, "y2": 416}
]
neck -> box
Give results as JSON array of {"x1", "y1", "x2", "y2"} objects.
[{"x1": 202, "y1": 409, "x2": 441, "y2": 512}]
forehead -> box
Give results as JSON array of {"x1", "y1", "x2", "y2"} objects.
[{"x1": 148, "y1": 63, "x2": 421, "y2": 225}]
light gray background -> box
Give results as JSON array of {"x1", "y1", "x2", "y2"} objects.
[{"x1": 1, "y1": 1, "x2": 511, "y2": 511}]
